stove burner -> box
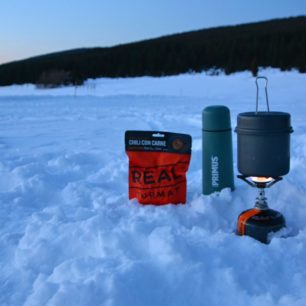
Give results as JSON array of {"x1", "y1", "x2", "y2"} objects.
[
  {"x1": 237, "y1": 175, "x2": 282, "y2": 189},
  {"x1": 251, "y1": 176, "x2": 273, "y2": 183}
]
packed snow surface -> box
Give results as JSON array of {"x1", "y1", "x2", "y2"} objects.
[{"x1": 1, "y1": 70, "x2": 306, "y2": 306}]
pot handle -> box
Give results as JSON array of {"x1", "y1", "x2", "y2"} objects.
[{"x1": 255, "y1": 76, "x2": 270, "y2": 113}]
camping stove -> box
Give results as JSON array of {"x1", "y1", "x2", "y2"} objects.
[{"x1": 237, "y1": 175, "x2": 285, "y2": 244}]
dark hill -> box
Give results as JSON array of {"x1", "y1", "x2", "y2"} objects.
[{"x1": 0, "y1": 16, "x2": 306, "y2": 86}]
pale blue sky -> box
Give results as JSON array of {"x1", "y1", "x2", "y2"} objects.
[{"x1": 1, "y1": 0, "x2": 306, "y2": 64}]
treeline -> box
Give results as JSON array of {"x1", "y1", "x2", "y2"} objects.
[{"x1": 0, "y1": 16, "x2": 306, "y2": 87}]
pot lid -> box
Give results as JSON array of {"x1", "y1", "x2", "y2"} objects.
[{"x1": 237, "y1": 111, "x2": 293, "y2": 132}]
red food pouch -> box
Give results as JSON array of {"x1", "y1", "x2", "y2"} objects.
[{"x1": 125, "y1": 131, "x2": 192, "y2": 205}]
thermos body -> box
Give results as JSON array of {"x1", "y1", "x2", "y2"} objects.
[{"x1": 202, "y1": 105, "x2": 235, "y2": 195}]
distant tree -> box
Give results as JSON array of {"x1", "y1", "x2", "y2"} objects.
[
  {"x1": 251, "y1": 57, "x2": 259, "y2": 76},
  {"x1": 36, "y1": 70, "x2": 72, "y2": 88}
]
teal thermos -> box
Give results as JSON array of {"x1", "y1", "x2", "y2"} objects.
[{"x1": 202, "y1": 105, "x2": 235, "y2": 195}]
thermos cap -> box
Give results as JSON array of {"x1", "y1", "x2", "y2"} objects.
[{"x1": 202, "y1": 105, "x2": 232, "y2": 131}]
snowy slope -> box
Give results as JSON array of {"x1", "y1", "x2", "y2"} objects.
[{"x1": 1, "y1": 70, "x2": 306, "y2": 306}]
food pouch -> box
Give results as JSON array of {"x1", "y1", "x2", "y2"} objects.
[{"x1": 125, "y1": 131, "x2": 192, "y2": 205}]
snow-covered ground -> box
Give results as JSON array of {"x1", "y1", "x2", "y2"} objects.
[{"x1": 1, "y1": 70, "x2": 306, "y2": 306}]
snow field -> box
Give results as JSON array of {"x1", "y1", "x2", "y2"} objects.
[{"x1": 1, "y1": 70, "x2": 306, "y2": 306}]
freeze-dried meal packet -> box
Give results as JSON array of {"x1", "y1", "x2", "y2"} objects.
[{"x1": 125, "y1": 131, "x2": 192, "y2": 205}]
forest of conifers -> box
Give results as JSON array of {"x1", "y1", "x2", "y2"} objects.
[{"x1": 0, "y1": 16, "x2": 305, "y2": 86}]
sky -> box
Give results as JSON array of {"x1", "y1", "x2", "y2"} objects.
[{"x1": 1, "y1": 0, "x2": 306, "y2": 64}]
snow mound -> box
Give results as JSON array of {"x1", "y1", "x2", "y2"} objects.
[{"x1": 1, "y1": 70, "x2": 306, "y2": 306}]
